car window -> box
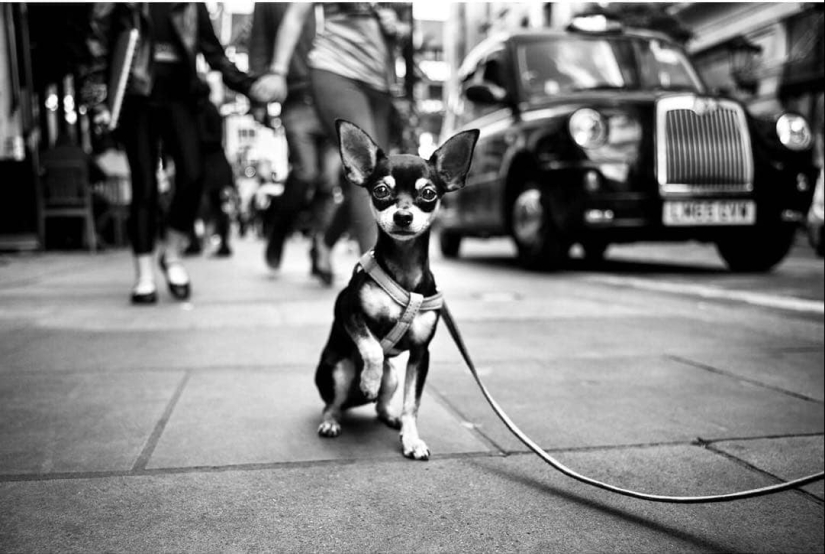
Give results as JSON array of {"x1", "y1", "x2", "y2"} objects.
[
  {"x1": 517, "y1": 36, "x2": 702, "y2": 102},
  {"x1": 458, "y1": 49, "x2": 509, "y2": 123},
  {"x1": 635, "y1": 39, "x2": 704, "y2": 92},
  {"x1": 481, "y1": 58, "x2": 505, "y2": 88},
  {"x1": 517, "y1": 37, "x2": 631, "y2": 99}
]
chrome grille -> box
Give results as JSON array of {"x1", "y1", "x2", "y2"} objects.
[{"x1": 656, "y1": 95, "x2": 753, "y2": 195}]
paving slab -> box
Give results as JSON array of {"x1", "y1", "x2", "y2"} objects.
[
  {"x1": 0, "y1": 370, "x2": 183, "y2": 474},
  {"x1": 1, "y1": 447, "x2": 821, "y2": 553},
  {"x1": 0, "y1": 326, "x2": 330, "y2": 373},
  {"x1": 147, "y1": 366, "x2": 491, "y2": 468},
  {"x1": 426, "y1": 315, "x2": 822, "y2": 365},
  {"x1": 674, "y1": 348, "x2": 824, "y2": 402},
  {"x1": 427, "y1": 356, "x2": 824, "y2": 452}
]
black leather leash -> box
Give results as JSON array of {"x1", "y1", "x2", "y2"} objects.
[{"x1": 439, "y1": 300, "x2": 824, "y2": 503}]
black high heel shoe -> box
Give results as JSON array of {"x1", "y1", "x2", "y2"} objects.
[
  {"x1": 159, "y1": 254, "x2": 191, "y2": 300},
  {"x1": 130, "y1": 288, "x2": 157, "y2": 305}
]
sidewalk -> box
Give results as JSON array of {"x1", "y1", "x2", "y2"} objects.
[{"x1": 0, "y1": 235, "x2": 822, "y2": 553}]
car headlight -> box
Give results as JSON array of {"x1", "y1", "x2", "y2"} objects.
[
  {"x1": 776, "y1": 113, "x2": 812, "y2": 151},
  {"x1": 569, "y1": 108, "x2": 607, "y2": 149}
]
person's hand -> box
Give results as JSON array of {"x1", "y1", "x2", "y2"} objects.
[
  {"x1": 376, "y1": 8, "x2": 410, "y2": 40},
  {"x1": 250, "y1": 74, "x2": 287, "y2": 104},
  {"x1": 91, "y1": 107, "x2": 112, "y2": 133}
]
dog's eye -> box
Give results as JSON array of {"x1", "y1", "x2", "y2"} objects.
[
  {"x1": 372, "y1": 185, "x2": 391, "y2": 200},
  {"x1": 420, "y1": 187, "x2": 438, "y2": 202}
]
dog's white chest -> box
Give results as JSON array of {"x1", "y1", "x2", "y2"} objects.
[
  {"x1": 359, "y1": 281, "x2": 438, "y2": 347},
  {"x1": 360, "y1": 280, "x2": 403, "y2": 320}
]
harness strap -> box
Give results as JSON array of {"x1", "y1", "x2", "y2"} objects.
[
  {"x1": 358, "y1": 251, "x2": 442, "y2": 353},
  {"x1": 380, "y1": 291, "x2": 424, "y2": 352}
]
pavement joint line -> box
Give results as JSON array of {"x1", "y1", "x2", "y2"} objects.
[
  {"x1": 503, "y1": 432, "x2": 825, "y2": 456},
  {"x1": 0, "y1": 451, "x2": 501, "y2": 483},
  {"x1": 585, "y1": 274, "x2": 825, "y2": 315},
  {"x1": 2, "y1": 434, "x2": 820, "y2": 484},
  {"x1": 777, "y1": 345, "x2": 825, "y2": 353},
  {"x1": 131, "y1": 370, "x2": 191, "y2": 472},
  {"x1": 668, "y1": 354, "x2": 825, "y2": 404},
  {"x1": 703, "y1": 444, "x2": 825, "y2": 504},
  {"x1": 425, "y1": 385, "x2": 508, "y2": 455}
]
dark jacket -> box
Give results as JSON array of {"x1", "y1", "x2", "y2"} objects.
[
  {"x1": 247, "y1": 3, "x2": 315, "y2": 99},
  {"x1": 80, "y1": 3, "x2": 254, "y2": 109}
]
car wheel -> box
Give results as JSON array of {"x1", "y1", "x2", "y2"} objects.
[
  {"x1": 510, "y1": 185, "x2": 568, "y2": 270},
  {"x1": 439, "y1": 230, "x2": 462, "y2": 258},
  {"x1": 715, "y1": 224, "x2": 796, "y2": 272},
  {"x1": 581, "y1": 240, "x2": 609, "y2": 263}
]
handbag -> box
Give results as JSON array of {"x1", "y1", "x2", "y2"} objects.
[{"x1": 107, "y1": 27, "x2": 139, "y2": 130}]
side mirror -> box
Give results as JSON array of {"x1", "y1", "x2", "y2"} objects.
[{"x1": 465, "y1": 83, "x2": 509, "y2": 105}]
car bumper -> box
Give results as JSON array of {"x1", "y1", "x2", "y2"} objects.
[{"x1": 550, "y1": 163, "x2": 816, "y2": 243}]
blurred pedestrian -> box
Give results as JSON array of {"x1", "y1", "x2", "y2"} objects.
[
  {"x1": 248, "y1": 3, "x2": 339, "y2": 276},
  {"x1": 252, "y1": 2, "x2": 410, "y2": 284},
  {"x1": 80, "y1": 3, "x2": 268, "y2": 304},
  {"x1": 193, "y1": 84, "x2": 237, "y2": 257}
]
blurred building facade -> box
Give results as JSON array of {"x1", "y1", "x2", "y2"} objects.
[{"x1": 674, "y1": 3, "x2": 822, "y2": 120}]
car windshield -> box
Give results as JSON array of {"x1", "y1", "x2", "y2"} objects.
[{"x1": 517, "y1": 36, "x2": 704, "y2": 101}]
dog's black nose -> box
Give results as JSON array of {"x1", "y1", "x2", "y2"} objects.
[{"x1": 394, "y1": 210, "x2": 413, "y2": 227}]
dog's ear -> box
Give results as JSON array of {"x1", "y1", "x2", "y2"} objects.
[
  {"x1": 429, "y1": 129, "x2": 479, "y2": 192},
  {"x1": 336, "y1": 119, "x2": 383, "y2": 187}
]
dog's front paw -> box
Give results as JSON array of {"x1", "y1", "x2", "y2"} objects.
[
  {"x1": 360, "y1": 371, "x2": 382, "y2": 401},
  {"x1": 401, "y1": 437, "x2": 430, "y2": 460},
  {"x1": 318, "y1": 420, "x2": 342, "y2": 437}
]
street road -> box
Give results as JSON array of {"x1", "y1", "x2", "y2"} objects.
[{"x1": 438, "y1": 230, "x2": 824, "y2": 313}]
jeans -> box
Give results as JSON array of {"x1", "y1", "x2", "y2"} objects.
[
  {"x1": 280, "y1": 97, "x2": 339, "y2": 234},
  {"x1": 310, "y1": 69, "x2": 393, "y2": 253}
]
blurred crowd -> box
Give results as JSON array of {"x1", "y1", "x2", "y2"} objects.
[
  {"x1": 59, "y1": 2, "x2": 413, "y2": 304},
  {"x1": 16, "y1": 2, "x2": 824, "y2": 304}
]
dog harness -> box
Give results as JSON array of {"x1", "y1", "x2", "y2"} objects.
[{"x1": 357, "y1": 251, "x2": 443, "y2": 353}]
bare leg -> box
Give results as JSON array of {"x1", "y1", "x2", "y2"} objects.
[
  {"x1": 161, "y1": 228, "x2": 190, "y2": 286},
  {"x1": 133, "y1": 253, "x2": 156, "y2": 294}
]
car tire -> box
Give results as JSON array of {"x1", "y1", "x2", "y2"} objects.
[
  {"x1": 715, "y1": 224, "x2": 796, "y2": 272},
  {"x1": 510, "y1": 184, "x2": 568, "y2": 270},
  {"x1": 439, "y1": 230, "x2": 462, "y2": 258},
  {"x1": 581, "y1": 240, "x2": 609, "y2": 263}
]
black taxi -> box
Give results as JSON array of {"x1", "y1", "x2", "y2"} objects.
[{"x1": 437, "y1": 15, "x2": 817, "y2": 271}]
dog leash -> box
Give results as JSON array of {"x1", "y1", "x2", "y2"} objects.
[{"x1": 438, "y1": 300, "x2": 824, "y2": 503}]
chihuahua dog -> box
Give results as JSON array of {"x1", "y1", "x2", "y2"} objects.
[{"x1": 314, "y1": 120, "x2": 479, "y2": 460}]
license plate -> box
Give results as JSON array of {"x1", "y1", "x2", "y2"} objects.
[{"x1": 663, "y1": 200, "x2": 756, "y2": 226}]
